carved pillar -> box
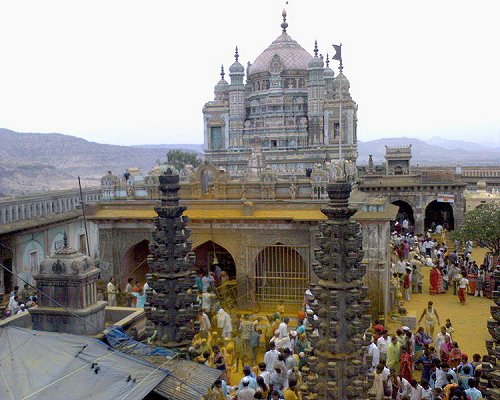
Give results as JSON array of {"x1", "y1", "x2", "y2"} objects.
[
  {"x1": 485, "y1": 270, "x2": 500, "y2": 399},
  {"x1": 145, "y1": 169, "x2": 199, "y2": 347},
  {"x1": 303, "y1": 180, "x2": 374, "y2": 399}
]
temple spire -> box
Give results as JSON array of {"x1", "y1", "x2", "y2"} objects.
[
  {"x1": 326, "y1": 53, "x2": 330, "y2": 67},
  {"x1": 314, "y1": 40, "x2": 318, "y2": 57},
  {"x1": 234, "y1": 46, "x2": 239, "y2": 62},
  {"x1": 220, "y1": 64, "x2": 225, "y2": 80},
  {"x1": 281, "y1": 8, "x2": 288, "y2": 33}
]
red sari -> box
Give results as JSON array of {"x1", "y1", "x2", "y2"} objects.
[
  {"x1": 430, "y1": 268, "x2": 439, "y2": 295},
  {"x1": 449, "y1": 348, "x2": 462, "y2": 368},
  {"x1": 399, "y1": 352, "x2": 413, "y2": 382}
]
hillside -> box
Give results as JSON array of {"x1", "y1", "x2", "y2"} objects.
[
  {"x1": 0, "y1": 129, "x2": 196, "y2": 195},
  {"x1": 357, "y1": 137, "x2": 500, "y2": 165},
  {"x1": 1, "y1": 128, "x2": 498, "y2": 195}
]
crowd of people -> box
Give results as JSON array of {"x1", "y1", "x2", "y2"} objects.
[
  {"x1": 3, "y1": 284, "x2": 38, "y2": 318},
  {"x1": 369, "y1": 315, "x2": 488, "y2": 399},
  {"x1": 191, "y1": 304, "x2": 307, "y2": 400},
  {"x1": 390, "y1": 221, "x2": 496, "y2": 309}
]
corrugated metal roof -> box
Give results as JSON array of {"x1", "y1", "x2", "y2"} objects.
[{"x1": 153, "y1": 360, "x2": 222, "y2": 400}]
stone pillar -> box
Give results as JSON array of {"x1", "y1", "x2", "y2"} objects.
[
  {"x1": 145, "y1": 169, "x2": 199, "y2": 348},
  {"x1": 485, "y1": 270, "x2": 500, "y2": 398},
  {"x1": 303, "y1": 180, "x2": 374, "y2": 399}
]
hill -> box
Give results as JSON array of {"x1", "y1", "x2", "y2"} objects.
[
  {"x1": 1, "y1": 128, "x2": 498, "y2": 195},
  {"x1": 357, "y1": 137, "x2": 500, "y2": 165},
  {"x1": 0, "y1": 129, "x2": 197, "y2": 195}
]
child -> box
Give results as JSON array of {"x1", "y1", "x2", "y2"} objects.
[{"x1": 445, "y1": 319, "x2": 455, "y2": 337}]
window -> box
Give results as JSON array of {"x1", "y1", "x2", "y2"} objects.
[
  {"x1": 271, "y1": 140, "x2": 278, "y2": 147},
  {"x1": 79, "y1": 234, "x2": 87, "y2": 255},
  {"x1": 210, "y1": 126, "x2": 223, "y2": 149},
  {"x1": 30, "y1": 251, "x2": 39, "y2": 275}
]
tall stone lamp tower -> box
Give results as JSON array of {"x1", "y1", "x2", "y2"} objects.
[
  {"x1": 303, "y1": 180, "x2": 374, "y2": 399},
  {"x1": 145, "y1": 168, "x2": 199, "y2": 348},
  {"x1": 486, "y1": 270, "x2": 500, "y2": 398}
]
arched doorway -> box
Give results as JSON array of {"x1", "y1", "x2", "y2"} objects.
[
  {"x1": 425, "y1": 200, "x2": 454, "y2": 231},
  {"x1": 254, "y1": 244, "x2": 308, "y2": 309},
  {"x1": 391, "y1": 200, "x2": 415, "y2": 231},
  {"x1": 193, "y1": 241, "x2": 236, "y2": 279},
  {"x1": 121, "y1": 240, "x2": 150, "y2": 288}
]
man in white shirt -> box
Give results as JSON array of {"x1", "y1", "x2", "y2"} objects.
[
  {"x1": 367, "y1": 338, "x2": 380, "y2": 372},
  {"x1": 376, "y1": 330, "x2": 391, "y2": 363},
  {"x1": 458, "y1": 276, "x2": 470, "y2": 304},
  {"x1": 434, "y1": 326, "x2": 451, "y2": 356},
  {"x1": 258, "y1": 362, "x2": 271, "y2": 386},
  {"x1": 216, "y1": 308, "x2": 233, "y2": 338},
  {"x1": 263, "y1": 342, "x2": 280, "y2": 372},
  {"x1": 278, "y1": 317, "x2": 289, "y2": 339},
  {"x1": 107, "y1": 277, "x2": 117, "y2": 306}
]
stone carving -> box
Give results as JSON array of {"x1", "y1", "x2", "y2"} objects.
[
  {"x1": 302, "y1": 180, "x2": 374, "y2": 399},
  {"x1": 145, "y1": 169, "x2": 200, "y2": 347},
  {"x1": 52, "y1": 259, "x2": 66, "y2": 274},
  {"x1": 485, "y1": 268, "x2": 500, "y2": 399},
  {"x1": 32, "y1": 232, "x2": 104, "y2": 335}
]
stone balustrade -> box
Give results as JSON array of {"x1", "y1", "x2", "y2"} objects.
[{"x1": 0, "y1": 188, "x2": 101, "y2": 225}]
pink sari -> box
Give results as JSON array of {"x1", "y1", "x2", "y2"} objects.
[{"x1": 440, "y1": 341, "x2": 452, "y2": 364}]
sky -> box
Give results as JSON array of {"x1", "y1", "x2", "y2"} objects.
[{"x1": 1, "y1": 0, "x2": 499, "y2": 146}]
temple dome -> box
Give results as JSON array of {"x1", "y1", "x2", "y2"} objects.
[
  {"x1": 248, "y1": 33, "x2": 313, "y2": 76},
  {"x1": 334, "y1": 71, "x2": 350, "y2": 89},
  {"x1": 229, "y1": 60, "x2": 244, "y2": 74}
]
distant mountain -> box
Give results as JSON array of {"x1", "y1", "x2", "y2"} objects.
[
  {"x1": 423, "y1": 136, "x2": 498, "y2": 152},
  {"x1": 357, "y1": 137, "x2": 500, "y2": 166},
  {"x1": 1, "y1": 128, "x2": 498, "y2": 195},
  {"x1": 132, "y1": 144, "x2": 203, "y2": 152},
  {"x1": 0, "y1": 128, "x2": 171, "y2": 195}
]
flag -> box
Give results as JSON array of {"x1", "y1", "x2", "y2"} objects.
[{"x1": 332, "y1": 44, "x2": 342, "y2": 62}]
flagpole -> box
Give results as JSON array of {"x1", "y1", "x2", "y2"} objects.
[{"x1": 338, "y1": 43, "x2": 343, "y2": 162}]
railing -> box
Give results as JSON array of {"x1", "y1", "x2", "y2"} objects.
[{"x1": 0, "y1": 187, "x2": 102, "y2": 225}]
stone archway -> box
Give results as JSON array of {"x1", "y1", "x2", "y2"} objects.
[
  {"x1": 425, "y1": 200, "x2": 455, "y2": 231},
  {"x1": 254, "y1": 244, "x2": 308, "y2": 309},
  {"x1": 193, "y1": 240, "x2": 236, "y2": 279},
  {"x1": 391, "y1": 200, "x2": 415, "y2": 227},
  {"x1": 121, "y1": 240, "x2": 150, "y2": 288}
]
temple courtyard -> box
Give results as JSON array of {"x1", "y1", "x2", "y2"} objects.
[{"x1": 390, "y1": 246, "x2": 491, "y2": 358}]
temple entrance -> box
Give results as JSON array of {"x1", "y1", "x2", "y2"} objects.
[
  {"x1": 391, "y1": 200, "x2": 415, "y2": 231},
  {"x1": 121, "y1": 240, "x2": 150, "y2": 288},
  {"x1": 193, "y1": 241, "x2": 236, "y2": 279},
  {"x1": 2, "y1": 258, "x2": 13, "y2": 294},
  {"x1": 253, "y1": 244, "x2": 309, "y2": 310},
  {"x1": 425, "y1": 200, "x2": 454, "y2": 231}
]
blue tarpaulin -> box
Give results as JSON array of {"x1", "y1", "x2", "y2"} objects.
[{"x1": 104, "y1": 325, "x2": 176, "y2": 358}]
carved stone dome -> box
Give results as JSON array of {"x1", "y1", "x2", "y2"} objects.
[{"x1": 248, "y1": 33, "x2": 313, "y2": 76}]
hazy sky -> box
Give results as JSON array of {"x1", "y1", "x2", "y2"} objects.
[{"x1": 1, "y1": 0, "x2": 499, "y2": 146}]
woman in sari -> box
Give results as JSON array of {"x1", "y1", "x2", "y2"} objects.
[
  {"x1": 430, "y1": 266, "x2": 440, "y2": 295},
  {"x1": 437, "y1": 268, "x2": 445, "y2": 294},
  {"x1": 440, "y1": 335, "x2": 453, "y2": 365},
  {"x1": 449, "y1": 342, "x2": 462, "y2": 368},
  {"x1": 399, "y1": 346, "x2": 413, "y2": 383}
]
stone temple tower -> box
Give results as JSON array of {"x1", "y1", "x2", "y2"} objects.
[
  {"x1": 303, "y1": 180, "x2": 373, "y2": 399},
  {"x1": 32, "y1": 233, "x2": 105, "y2": 335},
  {"x1": 145, "y1": 169, "x2": 199, "y2": 347},
  {"x1": 203, "y1": 9, "x2": 359, "y2": 178}
]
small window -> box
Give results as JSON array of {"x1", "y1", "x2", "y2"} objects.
[
  {"x1": 271, "y1": 140, "x2": 278, "y2": 147},
  {"x1": 30, "y1": 251, "x2": 39, "y2": 275},
  {"x1": 210, "y1": 126, "x2": 223, "y2": 149},
  {"x1": 79, "y1": 234, "x2": 87, "y2": 255}
]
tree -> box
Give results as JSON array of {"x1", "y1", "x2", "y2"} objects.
[
  {"x1": 450, "y1": 203, "x2": 500, "y2": 256},
  {"x1": 166, "y1": 149, "x2": 201, "y2": 171}
]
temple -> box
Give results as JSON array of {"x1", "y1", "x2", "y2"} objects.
[{"x1": 203, "y1": 10, "x2": 358, "y2": 178}]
